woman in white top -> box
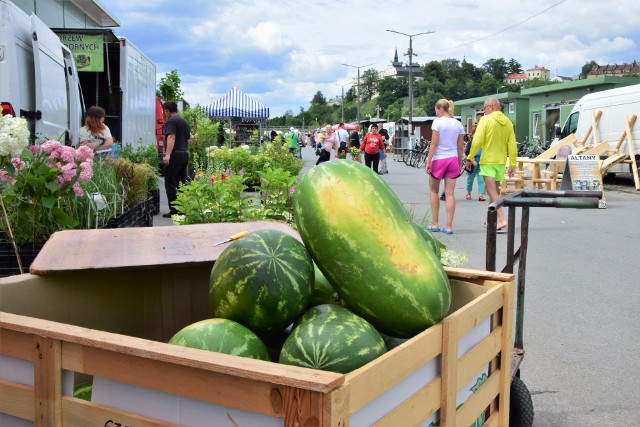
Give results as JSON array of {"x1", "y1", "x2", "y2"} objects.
[
  {"x1": 78, "y1": 106, "x2": 113, "y2": 157},
  {"x1": 425, "y1": 99, "x2": 465, "y2": 234}
]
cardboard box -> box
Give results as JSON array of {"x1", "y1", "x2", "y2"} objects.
[{"x1": 0, "y1": 223, "x2": 514, "y2": 426}]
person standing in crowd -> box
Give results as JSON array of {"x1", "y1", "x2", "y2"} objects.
[
  {"x1": 425, "y1": 99, "x2": 465, "y2": 235},
  {"x1": 467, "y1": 98, "x2": 517, "y2": 232},
  {"x1": 359, "y1": 123, "x2": 385, "y2": 173},
  {"x1": 378, "y1": 127, "x2": 390, "y2": 174},
  {"x1": 162, "y1": 101, "x2": 191, "y2": 218},
  {"x1": 315, "y1": 126, "x2": 336, "y2": 165},
  {"x1": 78, "y1": 106, "x2": 113, "y2": 158},
  {"x1": 335, "y1": 123, "x2": 349, "y2": 159},
  {"x1": 349, "y1": 124, "x2": 361, "y2": 161},
  {"x1": 464, "y1": 134, "x2": 486, "y2": 201},
  {"x1": 285, "y1": 127, "x2": 299, "y2": 156}
]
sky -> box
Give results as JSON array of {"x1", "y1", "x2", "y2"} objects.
[{"x1": 103, "y1": 0, "x2": 640, "y2": 118}]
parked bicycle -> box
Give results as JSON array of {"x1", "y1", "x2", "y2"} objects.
[
  {"x1": 518, "y1": 136, "x2": 546, "y2": 158},
  {"x1": 403, "y1": 137, "x2": 430, "y2": 167}
]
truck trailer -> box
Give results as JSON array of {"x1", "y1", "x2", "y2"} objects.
[{"x1": 0, "y1": 0, "x2": 82, "y2": 143}]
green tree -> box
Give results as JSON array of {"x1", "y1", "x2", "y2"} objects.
[
  {"x1": 440, "y1": 58, "x2": 461, "y2": 80},
  {"x1": 507, "y1": 58, "x2": 523, "y2": 75},
  {"x1": 360, "y1": 69, "x2": 380, "y2": 101},
  {"x1": 483, "y1": 58, "x2": 509, "y2": 81},
  {"x1": 345, "y1": 87, "x2": 356, "y2": 103},
  {"x1": 157, "y1": 69, "x2": 184, "y2": 101},
  {"x1": 581, "y1": 60, "x2": 598, "y2": 78},
  {"x1": 422, "y1": 60, "x2": 446, "y2": 84},
  {"x1": 378, "y1": 77, "x2": 407, "y2": 109}
]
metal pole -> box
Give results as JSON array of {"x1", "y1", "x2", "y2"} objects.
[
  {"x1": 385, "y1": 30, "x2": 434, "y2": 139},
  {"x1": 341, "y1": 85, "x2": 344, "y2": 122},
  {"x1": 342, "y1": 63, "x2": 373, "y2": 125}
]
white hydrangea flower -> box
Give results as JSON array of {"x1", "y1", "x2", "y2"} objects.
[{"x1": 0, "y1": 115, "x2": 29, "y2": 157}]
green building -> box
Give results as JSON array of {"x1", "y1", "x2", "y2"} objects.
[{"x1": 456, "y1": 76, "x2": 640, "y2": 146}]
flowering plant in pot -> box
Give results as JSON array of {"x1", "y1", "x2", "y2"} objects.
[{"x1": 0, "y1": 115, "x2": 94, "y2": 247}]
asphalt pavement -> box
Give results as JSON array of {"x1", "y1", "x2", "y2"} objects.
[{"x1": 155, "y1": 146, "x2": 640, "y2": 426}]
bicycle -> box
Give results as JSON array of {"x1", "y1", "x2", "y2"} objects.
[{"x1": 404, "y1": 137, "x2": 429, "y2": 167}]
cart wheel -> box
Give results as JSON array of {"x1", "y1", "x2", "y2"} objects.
[{"x1": 510, "y1": 375, "x2": 534, "y2": 427}]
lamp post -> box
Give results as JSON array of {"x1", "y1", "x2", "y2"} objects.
[
  {"x1": 341, "y1": 63, "x2": 373, "y2": 124},
  {"x1": 386, "y1": 29, "x2": 434, "y2": 143},
  {"x1": 336, "y1": 82, "x2": 350, "y2": 122}
]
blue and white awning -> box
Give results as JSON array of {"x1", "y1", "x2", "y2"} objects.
[{"x1": 203, "y1": 88, "x2": 270, "y2": 122}]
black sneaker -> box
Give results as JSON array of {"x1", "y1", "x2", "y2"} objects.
[
  {"x1": 162, "y1": 213, "x2": 172, "y2": 218},
  {"x1": 439, "y1": 192, "x2": 446, "y2": 201}
]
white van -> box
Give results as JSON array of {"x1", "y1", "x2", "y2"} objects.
[
  {"x1": 0, "y1": 0, "x2": 82, "y2": 143},
  {"x1": 555, "y1": 83, "x2": 640, "y2": 176}
]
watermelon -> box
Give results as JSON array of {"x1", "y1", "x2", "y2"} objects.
[
  {"x1": 293, "y1": 161, "x2": 451, "y2": 338},
  {"x1": 309, "y1": 262, "x2": 344, "y2": 307},
  {"x1": 169, "y1": 318, "x2": 270, "y2": 361},
  {"x1": 414, "y1": 222, "x2": 443, "y2": 259},
  {"x1": 279, "y1": 304, "x2": 386, "y2": 373},
  {"x1": 209, "y1": 229, "x2": 314, "y2": 334}
]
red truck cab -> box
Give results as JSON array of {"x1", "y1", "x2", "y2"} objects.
[{"x1": 155, "y1": 96, "x2": 165, "y2": 171}]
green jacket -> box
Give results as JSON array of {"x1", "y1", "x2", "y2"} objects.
[
  {"x1": 468, "y1": 111, "x2": 517, "y2": 169},
  {"x1": 285, "y1": 131, "x2": 299, "y2": 149}
]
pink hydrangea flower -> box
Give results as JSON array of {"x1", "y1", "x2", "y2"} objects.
[
  {"x1": 11, "y1": 157, "x2": 26, "y2": 170},
  {"x1": 72, "y1": 181, "x2": 83, "y2": 197}
]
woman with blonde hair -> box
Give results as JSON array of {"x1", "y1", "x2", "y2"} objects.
[
  {"x1": 78, "y1": 106, "x2": 113, "y2": 157},
  {"x1": 425, "y1": 99, "x2": 465, "y2": 234}
]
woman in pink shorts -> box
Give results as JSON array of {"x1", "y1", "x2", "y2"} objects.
[{"x1": 425, "y1": 99, "x2": 465, "y2": 234}]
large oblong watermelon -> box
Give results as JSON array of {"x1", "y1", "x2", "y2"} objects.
[
  {"x1": 169, "y1": 318, "x2": 270, "y2": 361},
  {"x1": 209, "y1": 229, "x2": 314, "y2": 334},
  {"x1": 293, "y1": 161, "x2": 451, "y2": 338},
  {"x1": 280, "y1": 304, "x2": 386, "y2": 373}
]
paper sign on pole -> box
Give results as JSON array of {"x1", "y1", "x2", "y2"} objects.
[{"x1": 560, "y1": 155, "x2": 606, "y2": 208}]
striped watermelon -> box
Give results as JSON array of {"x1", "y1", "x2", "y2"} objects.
[
  {"x1": 293, "y1": 161, "x2": 451, "y2": 338},
  {"x1": 209, "y1": 229, "x2": 314, "y2": 334},
  {"x1": 414, "y1": 222, "x2": 444, "y2": 259},
  {"x1": 280, "y1": 304, "x2": 386, "y2": 373},
  {"x1": 309, "y1": 262, "x2": 344, "y2": 307},
  {"x1": 169, "y1": 318, "x2": 270, "y2": 361}
]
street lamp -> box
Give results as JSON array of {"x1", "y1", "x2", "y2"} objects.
[
  {"x1": 336, "y1": 82, "x2": 350, "y2": 122},
  {"x1": 386, "y1": 29, "x2": 434, "y2": 143},
  {"x1": 341, "y1": 63, "x2": 373, "y2": 124}
]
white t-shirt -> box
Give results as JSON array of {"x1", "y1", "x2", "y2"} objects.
[
  {"x1": 431, "y1": 117, "x2": 464, "y2": 160},
  {"x1": 78, "y1": 125, "x2": 112, "y2": 154}
]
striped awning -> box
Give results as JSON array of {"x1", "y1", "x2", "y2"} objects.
[{"x1": 203, "y1": 88, "x2": 270, "y2": 122}]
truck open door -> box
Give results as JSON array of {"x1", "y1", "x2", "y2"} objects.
[{"x1": 30, "y1": 14, "x2": 72, "y2": 142}]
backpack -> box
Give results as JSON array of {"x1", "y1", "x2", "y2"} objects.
[{"x1": 464, "y1": 139, "x2": 472, "y2": 156}]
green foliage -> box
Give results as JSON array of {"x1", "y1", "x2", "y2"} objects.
[
  {"x1": 205, "y1": 140, "x2": 302, "y2": 188},
  {"x1": 172, "y1": 166, "x2": 297, "y2": 225},
  {"x1": 157, "y1": 69, "x2": 184, "y2": 101},
  {"x1": 118, "y1": 143, "x2": 158, "y2": 169},
  {"x1": 581, "y1": 60, "x2": 599, "y2": 78}
]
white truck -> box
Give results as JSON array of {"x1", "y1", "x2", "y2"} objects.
[
  {"x1": 56, "y1": 30, "x2": 157, "y2": 150},
  {"x1": 555, "y1": 83, "x2": 640, "y2": 177},
  {"x1": 0, "y1": 0, "x2": 82, "y2": 143}
]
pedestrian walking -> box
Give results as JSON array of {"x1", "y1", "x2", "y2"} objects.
[
  {"x1": 466, "y1": 98, "x2": 518, "y2": 232},
  {"x1": 425, "y1": 99, "x2": 465, "y2": 234}
]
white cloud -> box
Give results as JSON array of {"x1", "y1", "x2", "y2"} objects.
[{"x1": 105, "y1": 0, "x2": 640, "y2": 117}]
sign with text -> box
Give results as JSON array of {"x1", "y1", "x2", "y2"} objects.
[
  {"x1": 560, "y1": 155, "x2": 606, "y2": 208},
  {"x1": 58, "y1": 33, "x2": 104, "y2": 72}
]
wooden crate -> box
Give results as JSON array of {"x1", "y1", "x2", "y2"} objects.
[{"x1": 0, "y1": 224, "x2": 514, "y2": 426}]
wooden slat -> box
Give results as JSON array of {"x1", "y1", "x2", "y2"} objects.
[
  {"x1": 456, "y1": 326, "x2": 502, "y2": 390},
  {"x1": 372, "y1": 378, "x2": 441, "y2": 427},
  {"x1": 456, "y1": 370, "x2": 500, "y2": 427},
  {"x1": 34, "y1": 336, "x2": 62, "y2": 426},
  {"x1": 62, "y1": 397, "x2": 178, "y2": 427},
  {"x1": 345, "y1": 323, "x2": 442, "y2": 414},
  {"x1": 29, "y1": 221, "x2": 300, "y2": 274},
  {"x1": 324, "y1": 385, "x2": 350, "y2": 427},
  {"x1": 0, "y1": 328, "x2": 34, "y2": 360},
  {"x1": 1, "y1": 312, "x2": 343, "y2": 392},
  {"x1": 497, "y1": 273, "x2": 515, "y2": 426},
  {"x1": 0, "y1": 379, "x2": 34, "y2": 421},
  {"x1": 440, "y1": 314, "x2": 459, "y2": 427},
  {"x1": 447, "y1": 285, "x2": 504, "y2": 339},
  {"x1": 444, "y1": 267, "x2": 514, "y2": 283},
  {"x1": 282, "y1": 388, "x2": 324, "y2": 427}
]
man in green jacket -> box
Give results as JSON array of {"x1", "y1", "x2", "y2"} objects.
[{"x1": 467, "y1": 98, "x2": 517, "y2": 231}]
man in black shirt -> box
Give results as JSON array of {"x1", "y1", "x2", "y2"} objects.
[{"x1": 162, "y1": 101, "x2": 191, "y2": 217}]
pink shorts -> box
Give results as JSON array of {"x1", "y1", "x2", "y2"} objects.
[{"x1": 430, "y1": 157, "x2": 461, "y2": 180}]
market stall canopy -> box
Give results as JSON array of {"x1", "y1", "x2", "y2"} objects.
[{"x1": 203, "y1": 88, "x2": 269, "y2": 122}]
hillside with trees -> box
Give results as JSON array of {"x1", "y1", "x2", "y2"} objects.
[{"x1": 268, "y1": 57, "x2": 601, "y2": 128}]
